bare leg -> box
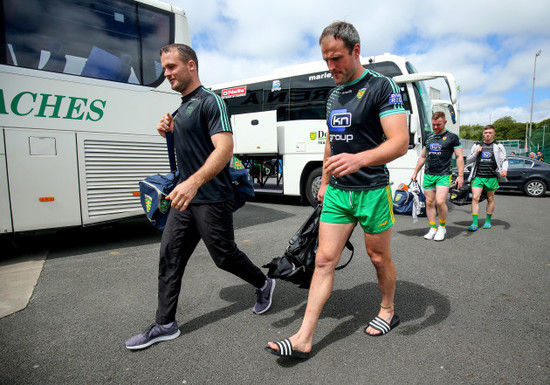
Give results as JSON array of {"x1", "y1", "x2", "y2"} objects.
[
  {"x1": 423, "y1": 189, "x2": 437, "y2": 224},
  {"x1": 267, "y1": 222, "x2": 355, "y2": 353},
  {"x1": 435, "y1": 186, "x2": 450, "y2": 223},
  {"x1": 471, "y1": 187, "x2": 483, "y2": 216},
  {"x1": 363, "y1": 228, "x2": 397, "y2": 335},
  {"x1": 485, "y1": 190, "x2": 496, "y2": 214}
]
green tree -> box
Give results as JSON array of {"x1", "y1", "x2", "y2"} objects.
[
  {"x1": 459, "y1": 124, "x2": 483, "y2": 140},
  {"x1": 493, "y1": 116, "x2": 520, "y2": 141},
  {"x1": 506, "y1": 123, "x2": 527, "y2": 141},
  {"x1": 459, "y1": 117, "x2": 550, "y2": 145}
]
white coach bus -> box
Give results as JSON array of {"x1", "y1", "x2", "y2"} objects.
[
  {"x1": 0, "y1": 0, "x2": 190, "y2": 233},
  {"x1": 211, "y1": 54, "x2": 458, "y2": 205}
]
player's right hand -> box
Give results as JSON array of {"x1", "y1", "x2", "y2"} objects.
[{"x1": 156, "y1": 113, "x2": 174, "y2": 137}]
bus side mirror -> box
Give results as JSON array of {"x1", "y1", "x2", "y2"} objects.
[
  {"x1": 408, "y1": 112, "x2": 418, "y2": 135},
  {"x1": 448, "y1": 105, "x2": 456, "y2": 124}
]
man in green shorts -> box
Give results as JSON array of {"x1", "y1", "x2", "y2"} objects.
[
  {"x1": 412, "y1": 111, "x2": 464, "y2": 241},
  {"x1": 466, "y1": 125, "x2": 508, "y2": 231},
  {"x1": 266, "y1": 21, "x2": 409, "y2": 359}
]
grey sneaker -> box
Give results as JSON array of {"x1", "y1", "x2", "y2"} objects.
[
  {"x1": 253, "y1": 277, "x2": 275, "y2": 314},
  {"x1": 125, "y1": 322, "x2": 181, "y2": 350}
]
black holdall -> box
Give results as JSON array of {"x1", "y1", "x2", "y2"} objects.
[
  {"x1": 263, "y1": 203, "x2": 354, "y2": 289},
  {"x1": 449, "y1": 181, "x2": 487, "y2": 206}
]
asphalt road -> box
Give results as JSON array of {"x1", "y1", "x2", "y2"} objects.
[{"x1": 0, "y1": 192, "x2": 549, "y2": 384}]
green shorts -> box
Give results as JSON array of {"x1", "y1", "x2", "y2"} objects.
[
  {"x1": 423, "y1": 174, "x2": 452, "y2": 190},
  {"x1": 471, "y1": 177, "x2": 499, "y2": 191},
  {"x1": 320, "y1": 184, "x2": 394, "y2": 234}
]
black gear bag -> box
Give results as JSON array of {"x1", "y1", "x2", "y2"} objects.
[{"x1": 263, "y1": 203, "x2": 354, "y2": 289}]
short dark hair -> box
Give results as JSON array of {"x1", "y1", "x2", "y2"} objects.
[
  {"x1": 160, "y1": 43, "x2": 199, "y2": 71},
  {"x1": 319, "y1": 21, "x2": 360, "y2": 54},
  {"x1": 484, "y1": 125, "x2": 495, "y2": 132},
  {"x1": 432, "y1": 111, "x2": 445, "y2": 120}
]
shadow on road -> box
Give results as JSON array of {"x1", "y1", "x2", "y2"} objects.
[{"x1": 185, "y1": 279, "x2": 450, "y2": 365}]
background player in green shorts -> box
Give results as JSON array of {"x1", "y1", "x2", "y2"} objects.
[
  {"x1": 466, "y1": 125, "x2": 508, "y2": 231},
  {"x1": 266, "y1": 21, "x2": 408, "y2": 359},
  {"x1": 411, "y1": 111, "x2": 464, "y2": 241}
]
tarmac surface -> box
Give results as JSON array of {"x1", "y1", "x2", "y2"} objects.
[{"x1": 0, "y1": 192, "x2": 549, "y2": 384}]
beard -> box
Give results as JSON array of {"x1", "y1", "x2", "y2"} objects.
[{"x1": 170, "y1": 75, "x2": 192, "y2": 94}]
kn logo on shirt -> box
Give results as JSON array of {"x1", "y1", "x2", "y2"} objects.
[
  {"x1": 329, "y1": 109, "x2": 351, "y2": 132},
  {"x1": 481, "y1": 151, "x2": 492, "y2": 159},
  {"x1": 429, "y1": 143, "x2": 442, "y2": 152}
]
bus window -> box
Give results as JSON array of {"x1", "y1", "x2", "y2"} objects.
[
  {"x1": 405, "y1": 61, "x2": 419, "y2": 75},
  {"x1": 139, "y1": 5, "x2": 173, "y2": 85},
  {"x1": 364, "y1": 61, "x2": 403, "y2": 78},
  {"x1": 396, "y1": 85, "x2": 416, "y2": 147},
  {"x1": 263, "y1": 78, "x2": 290, "y2": 119},
  {"x1": 406, "y1": 60, "x2": 432, "y2": 141},
  {"x1": 287, "y1": 72, "x2": 332, "y2": 121},
  {"x1": 412, "y1": 81, "x2": 432, "y2": 142},
  {"x1": 399, "y1": 85, "x2": 412, "y2": 112},
  {"x1": 2, "y1": 0, "x2": 172, "y2": 86}
]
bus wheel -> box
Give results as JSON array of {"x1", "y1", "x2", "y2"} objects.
[
  {"x1": 305, "y1": 167, "x2": 322, "y2": 207},
  {"x1": 263, "y1": 161, "x2": 276, "y2": 178}
]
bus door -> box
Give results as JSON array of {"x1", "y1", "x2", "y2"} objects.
[
  {"x1": 393, "y1": 71, "x2": 459, "y2": 141},
  {"x1": 0, "y1": 130, "x2": 12, "y2": 233},
  {"x1": 4, "y1": 128, "x2": 81, "y2": 232}
]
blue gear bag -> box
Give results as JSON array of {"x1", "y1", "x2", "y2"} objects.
[
  {"x1": 139, "y1": 120, "x2": 255, "y2": 230},
  {"x1": 139, "y1": 171, "x2": 179, "y2": 231},
  {"x1": 139, "y1": 131, "x2": 178, "y2": 231}
]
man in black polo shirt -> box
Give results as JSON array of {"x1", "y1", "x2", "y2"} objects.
[{"x1": 125, "y1": 44, "x2": 275, "y2": 350}]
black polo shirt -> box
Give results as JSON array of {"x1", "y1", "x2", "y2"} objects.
[{"x1": 173, "y1": 85, "x2": 233, "y2": 203}]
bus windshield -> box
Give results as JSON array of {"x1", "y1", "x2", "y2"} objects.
[
  {"x1": 406, "y1": 61, "x2": 432, "y2": 135},
  {"x1": 2, "y1": 0, "x2": 173, "y2": 86}
]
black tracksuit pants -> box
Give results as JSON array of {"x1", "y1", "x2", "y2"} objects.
[{"x1": 155, "y1": 200, "x2": 266, "y2": 324}]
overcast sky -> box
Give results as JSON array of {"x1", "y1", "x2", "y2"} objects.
[{"x1": 168, "y1": 0, "x2": 550, "y2": 126}]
